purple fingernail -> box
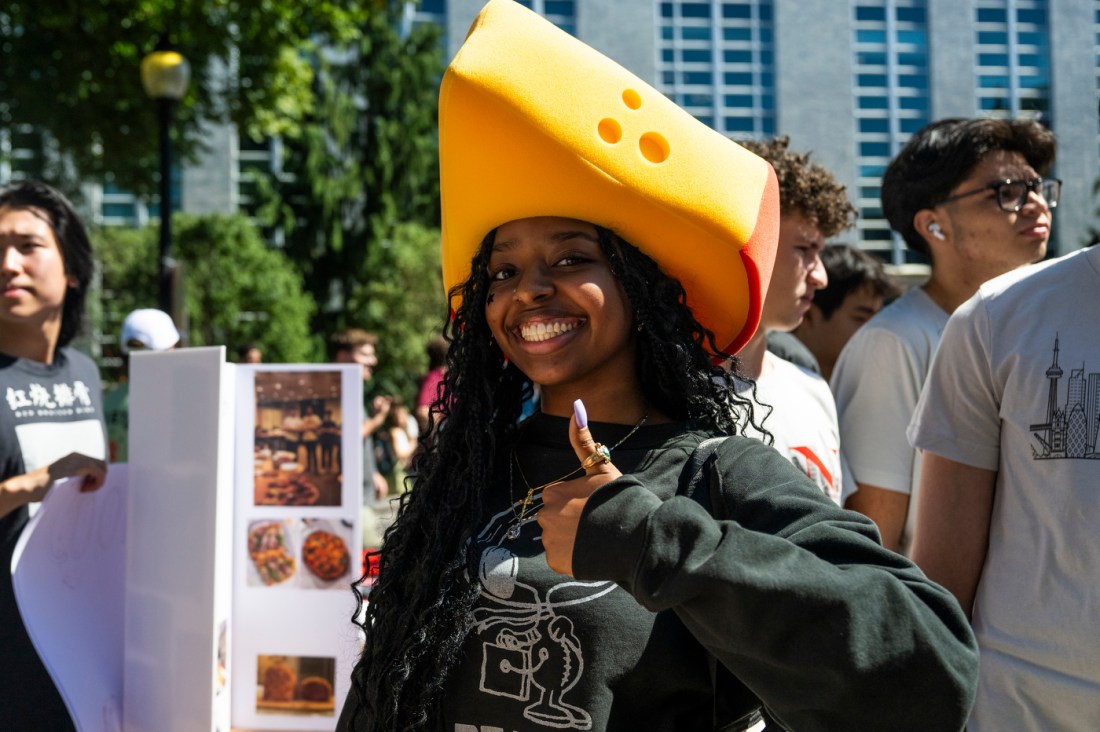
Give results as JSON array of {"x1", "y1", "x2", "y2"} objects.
[{"x1": 573, "y1": 399, "x2": 588, "y2": 429}]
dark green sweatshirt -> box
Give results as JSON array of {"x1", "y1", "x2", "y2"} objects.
[{"x1": 351, "y1": 414, "x2": 977, "y2": 731}]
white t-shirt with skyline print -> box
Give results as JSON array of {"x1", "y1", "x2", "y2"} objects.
[{"x1": 909, "y1": 245, "x2": 1100, "y2": 732}]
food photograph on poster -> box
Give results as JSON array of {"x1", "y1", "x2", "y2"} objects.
[
  {"x1": 255, "y1": 654, "x2": 336, "y2": 717},
  {"x1": 300, "y1": 518, "x2": 354, "y2": 589},
  {"x1": 247, "y1": 519, "x2": 298, "y2": 587},
  {"x1": 253, "y1": 370, "x2": 344, "y2": 507},
  {"x1": 246, "y1": 518, "x2": 354, "y2": 590}
]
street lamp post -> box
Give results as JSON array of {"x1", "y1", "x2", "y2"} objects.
[{"x1": 141, "y1": 45, "x2": 190, "y2": 320}]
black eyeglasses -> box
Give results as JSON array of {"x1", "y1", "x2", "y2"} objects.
[{"x1": 939, "y1": 177, "x2": 1061, "y2": 213}]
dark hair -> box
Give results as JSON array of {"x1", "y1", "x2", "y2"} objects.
[
  {"x1": 0, "y1": 180, "x2": 94, "y2": 349},
  {"x1": 425, "y1": 334, "x2": 448, "y2": 370},
  {"x1": 329, "y1": 328, "x2": 378, "y2": 360},
  {"x1": 813, "y1": 245, "x2": 900, "y2": 318},
  {"x1": 236, "y1": 343, "x2": 261, "y2": 360},
  {"x1": 346, "y1": 226, "x2": 763, "y2": 730},
  {"x1": 738, "y1": 135, "x2": 857, "y2": 239},
  {"x1": 881, "y1": 118, "x2": 1057, "y2": 258}
]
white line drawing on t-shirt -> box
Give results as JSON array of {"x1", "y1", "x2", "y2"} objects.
[{"x1": 467, "y1": 500, "x2": 615, "y2": 730}]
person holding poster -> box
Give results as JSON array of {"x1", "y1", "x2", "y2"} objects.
[
  {"x1": 338, "y1": 3, "x2": 978, "y2": 731},
  {"x1": 0, "y1": 180, "x2": 108, "y2": 731}
]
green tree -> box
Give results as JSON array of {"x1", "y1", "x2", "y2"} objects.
[
  {"x1": 260, "y1": 1, "x2": 444, "y2": 342},
  {"x1": 94, "y1": 225, "x2": 159, "y2": 370},
  {"x1": 94, "y1": 213, "x2": 320, "y2": 381},
  {"x1": 350, "y1": 222, "x2": 447, "y2": 402},
  {"x1": 0, "y1": 0, "x2": 369, "y2": 193}
]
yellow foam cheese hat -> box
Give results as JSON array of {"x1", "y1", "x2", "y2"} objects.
[{"x1": 440, "y1": 0, "x2": 779, "y2": 355}]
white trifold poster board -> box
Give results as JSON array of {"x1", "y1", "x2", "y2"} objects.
[
  {"x1": 124, "y1": 348, "x2": 238, "y2": 732},
  {"x1": 13, "y1": 348, "x2": 363, "y2": 732}
]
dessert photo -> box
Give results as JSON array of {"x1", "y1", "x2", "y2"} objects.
[{"x1": 256, "y1": 654, "x2": 336, "y2": 716}]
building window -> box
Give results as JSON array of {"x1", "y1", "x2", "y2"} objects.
[
  {"x1": 1095, "y1": 5, "x2": 1100, "y2": 157},
  {"x1": 852, "y1": 0, "x2": 931, "y2": 263},
  {"x1": 100, "y1": 181, "x2": 150, "y2": 228},
  {"x1": 973, "y1": 0, "x2": 1051, "y2": 123},
  {"x1": 656, "y1": 1, "x2": 776, "y2": 139},
  {"x1": 514, "y1": 0, "x2": 576, "y2": 32},
  {"x1": 1, "y1": 125, "x2": 46, "y2": 183}
]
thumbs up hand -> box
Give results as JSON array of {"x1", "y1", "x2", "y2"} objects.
[{"x1": 537, "y1": 399, "x2": 622, "y2": 577}]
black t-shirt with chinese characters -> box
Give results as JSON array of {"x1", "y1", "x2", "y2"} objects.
[{"x1": 0, "y1": 347, "x2": 105, "y2": 732}]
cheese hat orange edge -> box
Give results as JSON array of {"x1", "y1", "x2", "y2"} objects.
[{"x1": 439, "y1": 0, "x2": 779, "y2": 355}]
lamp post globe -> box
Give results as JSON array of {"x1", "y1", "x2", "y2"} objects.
[{"x1": 141, "y1": 47, "x2": 190, "y2": 321}]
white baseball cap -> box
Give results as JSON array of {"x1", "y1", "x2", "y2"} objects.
[{"x1": 120, "y1": 309, "x2": 180, "y2": 353}]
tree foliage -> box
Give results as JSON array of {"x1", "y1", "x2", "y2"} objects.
[
  {"x1": 7, "y1": 0, "x2": 448, "y2": 402},
  {"x1": 94, "y1": 213, "x2": 319, "y2": 381},
  {"x1": 0, "y1": 0, "x2": 370, "y2": 193},
  {"x1": 351, "y1": 222, "x2": 447, "y2": 402},
  {"x1": 260, "y1": 2, "x2": 444, "y2": 336}
]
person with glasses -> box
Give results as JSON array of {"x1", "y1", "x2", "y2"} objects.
[
  {"x1": 832, "y1": 117, "x2": 1057, "y2": 554},
  {"x1": 938, "y1": 176, "x2": 1061, "y2": 213},
  {"x1": 907, "y1": 212, "x2": 1099, "y2": 731}
]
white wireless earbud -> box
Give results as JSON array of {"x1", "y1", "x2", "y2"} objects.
[{"x1": 929, "y1": 222, "x2": 946, "y2": 241}]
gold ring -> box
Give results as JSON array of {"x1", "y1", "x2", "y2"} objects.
[{"x1": 580, "y1": 444, "x2": 612, "y2": 470}]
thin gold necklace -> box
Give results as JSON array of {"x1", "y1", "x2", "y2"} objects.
[{"x1": 505, "y1": 414, "x2": 648, "y2": 541}]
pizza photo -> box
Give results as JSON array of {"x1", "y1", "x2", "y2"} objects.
[{"x1": 301, "y1": 529, "x2": 350, "y2": 583}]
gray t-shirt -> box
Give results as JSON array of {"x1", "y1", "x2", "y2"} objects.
[{"x1": 1, "y1": 347, "x2": 105, "y2": 731}]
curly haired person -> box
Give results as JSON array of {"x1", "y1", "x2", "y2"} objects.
[{"x1": 734, "y1": 136, "x2": 858, "y2": 504}]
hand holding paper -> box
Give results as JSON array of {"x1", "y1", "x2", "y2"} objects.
[{"x1": 0, "y1": 452, "x2": 107, "y2": 519}]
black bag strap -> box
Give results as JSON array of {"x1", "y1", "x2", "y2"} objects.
[
  {"x1": 682, "y1": 436, "x2": 729, "y2": 517},
  {"x1": 680, "y1": 437, "x2": 769, "y2": 732}
]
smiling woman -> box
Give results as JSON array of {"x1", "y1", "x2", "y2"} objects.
[
  {"x1": 336, "y1": 2, "x2": 979, "y2": 731},
  {"x1": 485, "y1": 218, "x2": 639, "y2": 412}
]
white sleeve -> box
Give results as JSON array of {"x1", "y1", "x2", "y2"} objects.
[
  {"x1": 907, "y1": 295, "x2": 1002, "y2": 471},
  {"x1": 832, "y1": 325, "x2": 925, "y2": 494}
]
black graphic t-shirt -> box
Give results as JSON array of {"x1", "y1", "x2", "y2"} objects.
[
  {"x1": 0, "y1": 347, "x2": 105, "y2": 732},
  {"x1": 439, "y1": 414, "x2": 978, "y2": 731},
  {"x1": 444, "y1": 417, "x2": 713, "y2": 731}
]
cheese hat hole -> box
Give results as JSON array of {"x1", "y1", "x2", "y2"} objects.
[
  {"x1": 639, "y1": 132, "x2": 670, "y2": 163},
  {"x1": 598, "y1": 118, "x2": 623, "y2": 144},
  {"x1": 622, "y1": 89, "x2": 642, "y2": 109}
]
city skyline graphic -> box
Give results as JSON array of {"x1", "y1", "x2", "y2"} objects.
[{"x1": 1031, "y1": 335, "x2": 1100, "y2": 460}]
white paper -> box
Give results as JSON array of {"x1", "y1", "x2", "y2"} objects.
[{"x1": 11, "y1": 465, "x2": 129, "y2": 732}]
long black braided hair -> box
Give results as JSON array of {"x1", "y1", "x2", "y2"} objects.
[{"x1": 345, "y1": 225, "x2": 765, "y2": 730}]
